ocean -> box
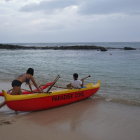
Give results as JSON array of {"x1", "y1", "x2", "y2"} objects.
[{"x1": 0, "y1": 42, "x2": 140, "y2": 105}]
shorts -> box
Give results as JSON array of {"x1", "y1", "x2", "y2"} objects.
[{"x1": 12, "y1": 80, "x2": 22, "y2": 87}]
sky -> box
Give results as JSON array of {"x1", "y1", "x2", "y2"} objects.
[{"x1": 0, "y1": 0, "x2": 140, "y2": 43}]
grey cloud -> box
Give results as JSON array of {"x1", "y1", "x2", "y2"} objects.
[
  {"x1": 78, "y1": 0, "x2": 140, "y2": 15},
  {"x1": 3, "y1": 0, "x2": 13, "y2": 1},
  {"x1": 20, "y1": 0, "x2": 140, "y2": 15},
  {"x1": 21, "y1": 0, "x2": 77, "y2": 12}
]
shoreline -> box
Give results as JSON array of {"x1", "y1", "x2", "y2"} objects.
[{"x1": 0, "y1": 98, "x2": 140, "y2": 140}]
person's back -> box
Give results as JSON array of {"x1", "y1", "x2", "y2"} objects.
[
  {"x1": 71, "y1": 79, "x2": 82, "y2": 89},
  {"x1": 67, "y1": 73, "x2": 83, "y2": 89},
  {"x1": 17, "y1": 73, "x2": 31, "y2": 84}
]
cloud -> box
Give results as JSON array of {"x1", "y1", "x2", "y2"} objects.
[
  {"x1": 3, "y1": 0, "x2": 12, "y2": 1},
  {"x1": 78, "y1": 0, "x2": 140, "y2": 15},
  {"x1": 0, "y1": 0, "x2": 140, "y2": 42},
  {"x1": 21, "y1": 0, "x2": 77, "y2": 13},
  {"x1": 20, "y1": 0, "x2": 140, "y2": 16}
]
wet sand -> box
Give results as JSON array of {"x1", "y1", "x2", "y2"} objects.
[
  {"x1": 0, "y1": 98, "x2": 140, "y2": 140},
  {"x1": 0, "y1": 82, "x2": 140, "y2": 140}
]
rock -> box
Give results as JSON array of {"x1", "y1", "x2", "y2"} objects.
[
  {"x1": 99, "y1": 47, "x2": 108, "y2": 51},
  {"x1": 124, "y1": 47, "x2": 136, "y2": 50}
]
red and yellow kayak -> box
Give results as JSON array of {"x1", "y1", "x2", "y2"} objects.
[{"x1": 2, "y1": 81, "x2": 100, "y2": 111}]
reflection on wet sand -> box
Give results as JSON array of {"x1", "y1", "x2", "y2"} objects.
[
  {"x1": 17, "y1": 97, "x2": 140, "y2": 140},
  {"x1": 22, "y1": 98, "x2": 99, "y2": 131}
]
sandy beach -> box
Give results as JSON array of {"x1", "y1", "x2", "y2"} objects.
[
  {"x1": 0, "y1": 0, "x2": 140, "y2": 138},
  {"x1": 0, "y1": 81, "x2": 140, "y2": 140}
]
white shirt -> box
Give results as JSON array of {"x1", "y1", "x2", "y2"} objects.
[{"x1": 71, "y1": 80, "x2": 82, "y2": 89}]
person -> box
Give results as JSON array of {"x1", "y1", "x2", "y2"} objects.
[
  {"x1": 0, "y1": 68, "x2": 42, "y2": 108},
  {"x1": 11, "y1": 68, "x2": 42, "y2": 95},
  {"x1": 67, "y1": 73, "x2": 83, "y2": 89}
]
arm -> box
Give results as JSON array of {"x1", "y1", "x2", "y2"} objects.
[
  {"x1": 30, "y1": 76, "x2": 43, "y2": 93},
  {"x1": 66, "y1": 83, "x2": 72, "y2": 89},
  {"x1": 81, "y1": 75, "x2": 91, "y2": 81},
  {"x1": 80, "y1": 75, "x2": 91, "y2": 87},
  {"x1": 81, "y1": 80, "x2": 84, "y2": 88},
  {"x1": 28, "y1": 82, "x2": 33, "y2": 92}
]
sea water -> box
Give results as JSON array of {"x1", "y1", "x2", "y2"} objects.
[{"x1": 0, "y1": 42, "x2": 140, "y2": 105}]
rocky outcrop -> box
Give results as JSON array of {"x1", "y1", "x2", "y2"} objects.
[
  {"x1": 0, "y1": 44, "x2": 108, "y2": 51},
  {"x1": 124, "y1": 47, "x2": 136, "y2": 50}
]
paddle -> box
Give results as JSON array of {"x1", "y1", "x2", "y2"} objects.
[
  {"x1": 81, "y1": 75, "x2": 91, "y2": 87},
  {"x1": 46, "y1": 75, "x2": 60, "y2": 93},
  {"x1": 81, "y1": 75, "x2": 91, "y2": 81}
]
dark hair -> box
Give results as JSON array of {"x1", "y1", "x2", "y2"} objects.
[
  {"x1": 26, "y1": 68, "x2": 34, "y2": 76},
  {"x1": 73, "y1": 73, "x2": 78, "y2": 80}
]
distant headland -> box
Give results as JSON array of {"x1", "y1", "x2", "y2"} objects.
[{"x1": 0, "y1": 44, "x2": 136, "y2": 51}]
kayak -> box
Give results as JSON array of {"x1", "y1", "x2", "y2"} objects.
[
  {"x1": 2, "y1": 80, "x2": 100, "y2": 111},
  {"x1": 0, "y1": 81, "x2": 54, "y2": 96}
]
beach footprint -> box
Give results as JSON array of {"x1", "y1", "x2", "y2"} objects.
[{"x1": 0, "y1": 118, "x2": 15, "y2": 125}]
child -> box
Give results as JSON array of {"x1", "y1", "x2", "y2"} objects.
[{"x1": 67, "y1": 73, "x2": 83, "y2": 89}]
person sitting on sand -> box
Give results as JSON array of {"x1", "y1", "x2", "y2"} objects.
[
  {"x1": 67, "y1": 73, "x2": 83, "y2": 89},
  {"x1": 0, "y1": 68, "x2": 42, "y2": 108}
]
